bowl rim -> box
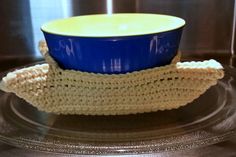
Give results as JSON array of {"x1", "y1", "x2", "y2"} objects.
[{"x1": 41, "y1": 13, "x2": 185, "y2": 38}]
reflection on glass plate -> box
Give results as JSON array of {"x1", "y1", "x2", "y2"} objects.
[{"x1": 0, "y1": 65, "x2": 235, "y2": 155}]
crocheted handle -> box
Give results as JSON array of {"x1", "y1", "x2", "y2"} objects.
[
  {"x1": 38, "y1": 40, "x2": 59, "y2": 68},
  {"x1": 171, "y1": 52, "x2": 181, "y2": 64}
]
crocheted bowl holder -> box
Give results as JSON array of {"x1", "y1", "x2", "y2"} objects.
[{"x1": 0, "y1": 41, "x2": 224, "y2": 115}]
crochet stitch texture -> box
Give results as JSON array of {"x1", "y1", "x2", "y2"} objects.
[{"x1": 0, "y1": 42, "x2": 224, "y2": 115}]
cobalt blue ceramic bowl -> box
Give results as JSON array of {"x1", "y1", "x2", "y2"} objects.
[{"x1": 41, "y1": 13, "x2": 185, "y2": 74}]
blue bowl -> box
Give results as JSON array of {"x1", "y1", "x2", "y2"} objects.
[{"x1": 41, "y1": 13, "x2": 185, "y2": 74}]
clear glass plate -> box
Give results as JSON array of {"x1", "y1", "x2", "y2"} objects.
[{"x1": 0, "y1": 65, "x2": 235, "y2": 155}]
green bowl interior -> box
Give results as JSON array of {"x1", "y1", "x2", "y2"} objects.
[{"x1": 41, "y1": 13, "x2": 185, "y2": 37}]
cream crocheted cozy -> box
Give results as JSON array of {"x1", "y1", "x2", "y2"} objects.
[{"x1": 0, "y1": 41, "x2": 224, "y2": 115}]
